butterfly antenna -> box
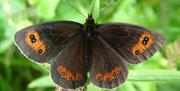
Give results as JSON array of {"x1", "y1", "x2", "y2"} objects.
[
  {"x1": 63, "y1": 0, "x2": 87, "y2": 18},
  {"x1": 100, "y1": 0, "x2": 118, "y2": 13}
]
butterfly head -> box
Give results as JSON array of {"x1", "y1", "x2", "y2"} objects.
[
  {"x1": 83, "y1": 14, "x2": 96, "y2": 38},
  {"x1": 85, "y1": 14, "x2": 95, "y2": 25}
]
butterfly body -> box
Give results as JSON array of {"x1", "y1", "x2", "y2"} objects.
[{"x1": 14, "y1": 15, "x2": 164, "y2": 89}]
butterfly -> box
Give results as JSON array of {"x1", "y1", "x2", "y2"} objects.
[{"x1": 14, "y1": 14, "x2": 164, "y2": 89}]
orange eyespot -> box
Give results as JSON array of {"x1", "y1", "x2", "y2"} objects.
[
  {"x1": 76, "y1": 73, "x2": 83, "y2": 80},
  {"x1": 67, "y1": 71, "x2": 75, "y2": 81},
  {"x1": 131, "y1": 32, "x2": 153, "y2": 55},
  {"x1": 96, "y1": 73, "x2": 103, "y2": 81},
  {"x1": 25, "y1": 30, "x2": 46, "y2": 55},
  {"x1": 57, "y1": 65, "x2": 67, "y2": 78},
  {"x1": 103, "y1": 73, "x2": 113, "y2": 81},
  {"x1": 111, "y1": 67, "x2": 121, "y2": 78}
]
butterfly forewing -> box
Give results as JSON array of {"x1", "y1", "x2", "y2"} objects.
[
  {"x1": 96, "y1": 23, "x2": 164, "y2": 64},
  {"x1": 14, "y1": 21, "x2": 82, "y2": 63}
]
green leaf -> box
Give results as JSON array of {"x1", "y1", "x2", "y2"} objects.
[
  {"x1": 132, "y1": 82, "x2": 156, "y2": 91},
  {"x1": 116, "y1": 82, "x2": 137, "y2": 91},
  {"x1": 29, "y1": 0, "x2": 59, "y2": 19},
  {"x1": 28, "y1": 75, "x2": 54, "y2": 88},
  {"x1": 87, "y1": 82, "x2": 104, "y2": 91},
  {"x1": 28, "y1": 70, "x2": 180, "y2": 88},
  {"x1": 128, "y1": 70, "x2": 180, "y2": 81},
  {"x1": 90, "y1": 0, "x2": 100, "y2": 20},
  {"x1": 28, "y1": 0, "x2": 41, "y2": 5},
  {"x1": 133, "y1": 52, "x2": 168, "y2": 70}
]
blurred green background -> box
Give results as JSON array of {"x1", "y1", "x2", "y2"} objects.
[{"x1": 0, "y1": 0, "x2": 180, "y2": 91}]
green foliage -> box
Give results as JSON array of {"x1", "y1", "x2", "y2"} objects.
[
  {"x1": 28, "y1": 0, "x2": 59, "y2": 19},
  {"x1": 90, "y1": 0, "x2": 100, "y2": 20},
  {"x1": 28, "y1": 75, "x2": 54, "y2": 88},
  {"x1": 0, "y1": 0, "x2": 180, "y2": 91}
]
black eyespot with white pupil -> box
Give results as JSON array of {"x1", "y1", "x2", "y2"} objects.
[
  {"x1": 135, "y1": 50, "x2": 140, "y2": 55},
  {"x1": 61, "y1": 72, "x2": 66, "y2": 76},
  {"x1": 30, "y1": 35, "x2": 36, "y2": 43},
  {"x1": 106, "y1": 78, "x2": 110, "y2": 81},
  {"x1": 38, "y1": 49, "x2": 43, "y2": 54},
  {"x1": 97, "y1": 76, "x2": 101, "y2": 80},
  {"x1": 113, "y1": 73, "x2": 116, "y2": 77},
  {"x1": 142, "y1": 37, "x2": 149, "y2": 45}
]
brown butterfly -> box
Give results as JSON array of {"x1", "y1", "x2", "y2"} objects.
[{"x1": 14, "y1": 15, "x2": 164, "y2": 89}]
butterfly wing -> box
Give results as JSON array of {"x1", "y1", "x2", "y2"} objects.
[
  {"x1": 15, "y1": 21, "x2": 88, "y2": 89},
  {"x1": 90, "y1": 36, "x2": 128, "y2": 89},
  {"x1": 14, "y1": 21, "x2": 82, "y2": 63},
  {"x1": 96, "y1": 23, "x2": 164, "y2": 64},
  {"x1": 51, "y1": 34, "x2": 87, "y2": 89}
]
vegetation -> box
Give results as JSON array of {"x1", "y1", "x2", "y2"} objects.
[{"x1": 0, "y1": 0, "x2": 180, "y2": 91}]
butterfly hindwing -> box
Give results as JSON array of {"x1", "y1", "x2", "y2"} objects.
[
  {"x1": 96, "y1": 23, "x2": 164, "y2": 64},
  {"x1": 90, "y1": 36, "x2": 128, "y2": 89},
  {"x1": 14, "y1": 21, "x2": 82, "y2": 63},
  {"x1": 50, "y1": 34, "x2": 88, "y2": 89}
]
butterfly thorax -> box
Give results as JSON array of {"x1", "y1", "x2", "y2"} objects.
[{"x1": 83, "y1": 15, "x2": 96, "y2": 40}]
